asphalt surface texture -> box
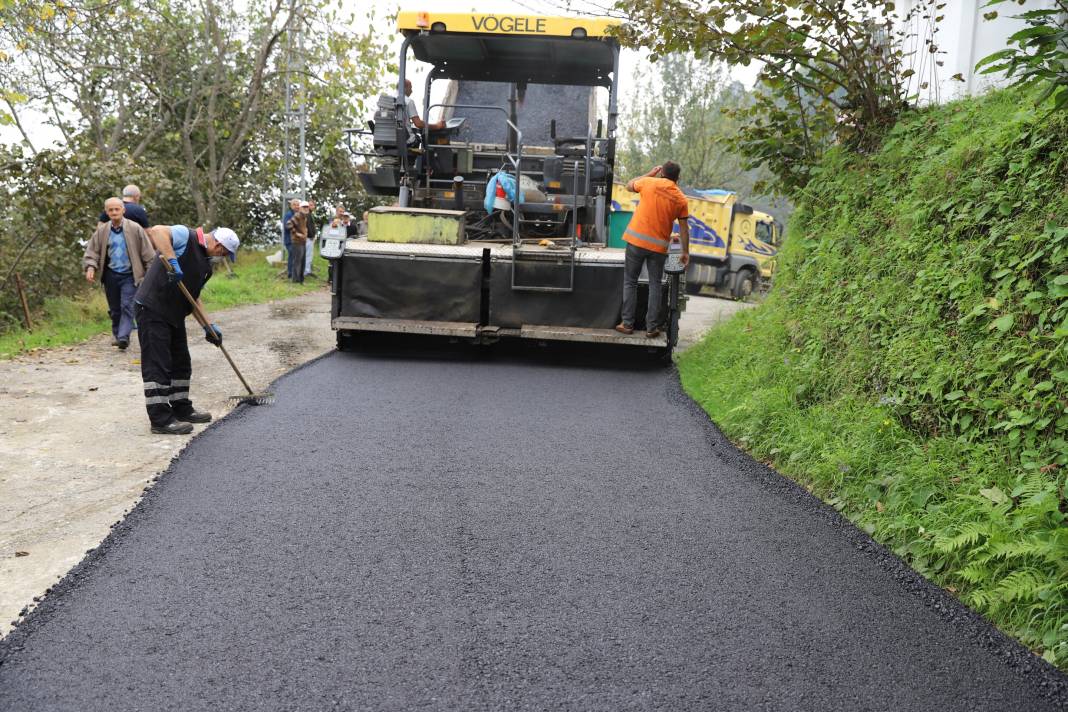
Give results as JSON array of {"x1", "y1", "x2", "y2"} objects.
[{"x1": 1, "y1": 339, "x2": 1066, "y2": 711}]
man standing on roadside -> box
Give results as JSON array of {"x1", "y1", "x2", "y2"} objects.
[
  {"x1": 330, "y1": 205, "x2": 359, "y2": 237},
  {"x1": 286, "y1": 201, "x2": 309, "y2": 284},
  {"x1": 304, "y1": 199, "x2": 318, "y2": 278},
  {"x1": 84, "y1": 198, "x2": 156, "y2": 349},
  {"x1": 331, "y1": 203, "x2": 346, "y2": 227},
  {"x1": 135, "y1": 224, "x2": 240, "y2": 435},
  {"x1": 615, "y1": 162, "x2": 690, "y2": 339},
  {"x1": 98, "y1": 184, "x2": 150, "y2": 229},
  {"x1": 282, "y1": 197, "x2": 299, "y2": 279}
]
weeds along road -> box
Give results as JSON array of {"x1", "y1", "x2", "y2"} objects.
[{"x1": 1, "y1": 341, "x2": 1065, "y2": 711}]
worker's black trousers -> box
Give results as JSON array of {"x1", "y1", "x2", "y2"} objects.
[{"x1": 135, "y1": 304, "x2": 196, "y2": 427}]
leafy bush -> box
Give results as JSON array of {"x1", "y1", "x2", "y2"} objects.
[
  {"x1": 0, "y1": 146, "x2": 170, "y2": 332},
  {"x1": 615, "y1": 0, "x2": 944, "y2": 193},
  {"x1": 977, "y1": 0, "x2": 1068, "y2": 112},
  {"x1": 678, "y1": 87, "x2": 1068, "y2": 666}
]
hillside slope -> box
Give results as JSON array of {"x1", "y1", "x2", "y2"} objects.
[{"x1": 679, "y1": 88, "x2": 1068, "y2": 665}]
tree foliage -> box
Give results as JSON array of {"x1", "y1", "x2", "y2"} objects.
[
  {"x1": 977, "y1": 0, "x2": 1068, "y2": 113},
  {"x1": 0, "y1": 0, "x2": 392, "y2": 326},
  {"x1": 613, "y1": 0, "x2": 944, "y2": 194},
  {"x1": 618, "y1": 55, "x2": 748, "y2": 187},
  {"x1": 0, "y1": 0, "x2": 391, "y2": 228},
  {"x1": 0, "y1": 144, "x2": 169, "y2": 328},
  {"x1": 617, "y1": 52, "x2": 785, "y2": 213}
]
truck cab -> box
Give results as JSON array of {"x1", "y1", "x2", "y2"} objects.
[{"x1": 730, "y1": 207, "x2": 780, "y2": 284}]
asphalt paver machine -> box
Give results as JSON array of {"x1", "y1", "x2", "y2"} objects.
[{"x1": 323, "y1": 11, "x2": 685, "y2": 356}]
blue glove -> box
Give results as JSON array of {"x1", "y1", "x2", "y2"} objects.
[
  {"x1": 204, "y1": 323, "x2": 222, "y2": 347},
  {"x1": 166, "y1": 257, "x2": 183, "y2": 284}
]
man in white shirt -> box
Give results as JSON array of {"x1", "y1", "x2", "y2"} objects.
[{"x1": 404, "y1": 79, "x2": 444, "y2": 131}]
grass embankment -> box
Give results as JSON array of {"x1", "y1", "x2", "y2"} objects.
[
  {"x1": 0, "y1": 248, "x2": 327, "y2": 358},
  {"x1": 679, "y1": 89, "x2": 1068, "y2": 666}
]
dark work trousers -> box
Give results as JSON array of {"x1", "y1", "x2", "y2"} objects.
[
  {"x1": 621, "y1": 242, "x2": 667, "y2": 329},
  {"x1": 284, "y1": 234, "x2": 294, "y2": 279},
  {"x1": 290, "y1": 242, "x2": 306, "y2": 283},
  {"x1": 136, "y1": 304, "x2": 195, "y2": 427},
  {"x1": 102, "y1": 268, "x2": 137, "y2": 342}
]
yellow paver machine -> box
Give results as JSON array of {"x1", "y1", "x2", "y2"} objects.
[{"x1": 322, "y1": 11, "x2": 686, "y2": 357}]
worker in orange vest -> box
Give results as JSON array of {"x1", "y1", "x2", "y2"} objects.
[{"x1": 615, "y1": 161, "x2": 690, "y2": 338}]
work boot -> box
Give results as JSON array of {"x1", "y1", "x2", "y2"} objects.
[
  {"x1": 174, "y1": 410, "x2": 212, "y2": 424},
  {"x1": 614, "y1": 323, "x2": 634, "y2": 335},
  {"x1": 646, "y1": 326, "x2": 663, "y2": 339},
  {"x1": 111, "y1": 337, "x2": 120, "y2": 347},
  {"x1": 117, "y1": 338, "x2": 129, "y2": 350},
  {"x1": 151, "y1": 420, "x2": 194, "y2": 435}
]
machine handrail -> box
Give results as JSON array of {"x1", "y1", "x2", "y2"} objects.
[{"x1": 342, "y1": 128, "x2": 377, "y2": 159}]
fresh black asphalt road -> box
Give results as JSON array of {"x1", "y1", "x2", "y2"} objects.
[{"x1": 2, "y1": 344, "x2": 1066, "y2": 711}]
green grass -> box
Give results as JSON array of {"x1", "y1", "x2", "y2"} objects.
[
  {"x1": 678, "y1": 87, "x2": 1068, "y2": 668},
  {"x1": 0, "y1": 292, "x2": 113, "y2": 357},
  {"x1": 0, "y1": 247, "x2": 327, "y2": 359}
]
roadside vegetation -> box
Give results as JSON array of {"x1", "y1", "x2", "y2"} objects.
[
  {"x1": 613, "y1": 0, "x2": 1068, "y2": 666},
  {"x1": 0, "y1": 0, "x2": 389, "y2": 333},
  {"x1": 678, "y1": 87, "x2": 1068, "y2": 666},
  {"x1": 0, "y1": 249, "x2": 327, "y2": 359}
]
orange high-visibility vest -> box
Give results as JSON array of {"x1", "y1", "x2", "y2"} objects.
[{"x1": 623, "y1": 177, "x2": 689, "y2": 254}]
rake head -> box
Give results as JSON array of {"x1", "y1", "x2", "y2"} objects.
[{"x1": 228, "y1": 392, "x2": 275, "y2": 407}]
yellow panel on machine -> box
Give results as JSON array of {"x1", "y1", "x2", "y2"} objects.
[
  {"x1": 367, "y1": 207, "x2": 466, "y2": 245},
  {"x1": 398, "y1": 11, "x2": 622, "y2": 38}
]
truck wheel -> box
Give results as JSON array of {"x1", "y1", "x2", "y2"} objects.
[{"x1": 733, "y1": 270, "x2": 757, "y2": 300}]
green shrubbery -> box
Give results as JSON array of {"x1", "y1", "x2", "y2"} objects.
[{"x1": 678, "y1": 87, "x2": 1068, "y2": 665}]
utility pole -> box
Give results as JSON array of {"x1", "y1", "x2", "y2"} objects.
[{"x1": 281, "y1": 3, "x2": 308, "y2": 222}]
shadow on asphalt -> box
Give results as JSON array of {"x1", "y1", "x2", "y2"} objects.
[{"x1": 335, "y1": 332, "x2": 671, "y2": 372}]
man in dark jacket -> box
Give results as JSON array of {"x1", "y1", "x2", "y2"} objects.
[
  {"x1": 135, "y1": 224, "x2": 240, "y2": 435},
  {"x1": 282, "y1": 197, "x2": 299, "y2": 279},
  {"x1": 84, "y1": 197, "x2": 156, "y2": 349},
  {"x1": 97, "y1": 184, "x2": 150, "y2": 228},
  {"x1": 286, "y1": 201, "x2": 309, "y2": 284}
]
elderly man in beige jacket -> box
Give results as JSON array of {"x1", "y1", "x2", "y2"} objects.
[{"x1": 83, "y1": 197, "x2": 156, "y2": 349}]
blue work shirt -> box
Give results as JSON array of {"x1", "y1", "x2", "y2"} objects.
[
  {"x1": 107, "y1": 225, "x2": 132, "y2": 273},
  {"x1": 170, "y1": 225, "x2": 191, "y2": 257}
]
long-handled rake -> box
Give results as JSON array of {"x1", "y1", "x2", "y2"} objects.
[{"x1": 161, "y1": 256, "x2": 275, "y2": 406}]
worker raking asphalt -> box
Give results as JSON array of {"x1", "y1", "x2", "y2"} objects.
[{"x1": 1, "y1": 345, "x2": 1066, "y2": 711}]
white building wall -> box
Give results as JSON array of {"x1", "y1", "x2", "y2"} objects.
[{"x1": 897, "y1": 0, "x2": 1064, "y2": 103}]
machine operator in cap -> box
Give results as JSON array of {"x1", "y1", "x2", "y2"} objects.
[{"x1": 134, "y1": 224, "x2": 240, "y2": 435}]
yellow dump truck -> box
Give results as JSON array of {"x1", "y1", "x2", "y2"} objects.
[{"x1": 611, "y1": 184, "x2": 782, "y2": 299}]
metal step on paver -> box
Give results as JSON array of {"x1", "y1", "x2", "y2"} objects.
[
  {"x1": 333, "y1": 317, "x2": 478, "y2": 338},
  {"x1": 519, "y1": 323, "x2": 667, "y2": 347}
]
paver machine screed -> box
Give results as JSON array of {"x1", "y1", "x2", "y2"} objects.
[{"x1": 323, "y1": 11, "x2": 685, "y2": 357}]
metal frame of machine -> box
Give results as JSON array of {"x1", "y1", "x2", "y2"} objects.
[{"x1": 326, "y1": 11, "x2": 686, "y2": 357}]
